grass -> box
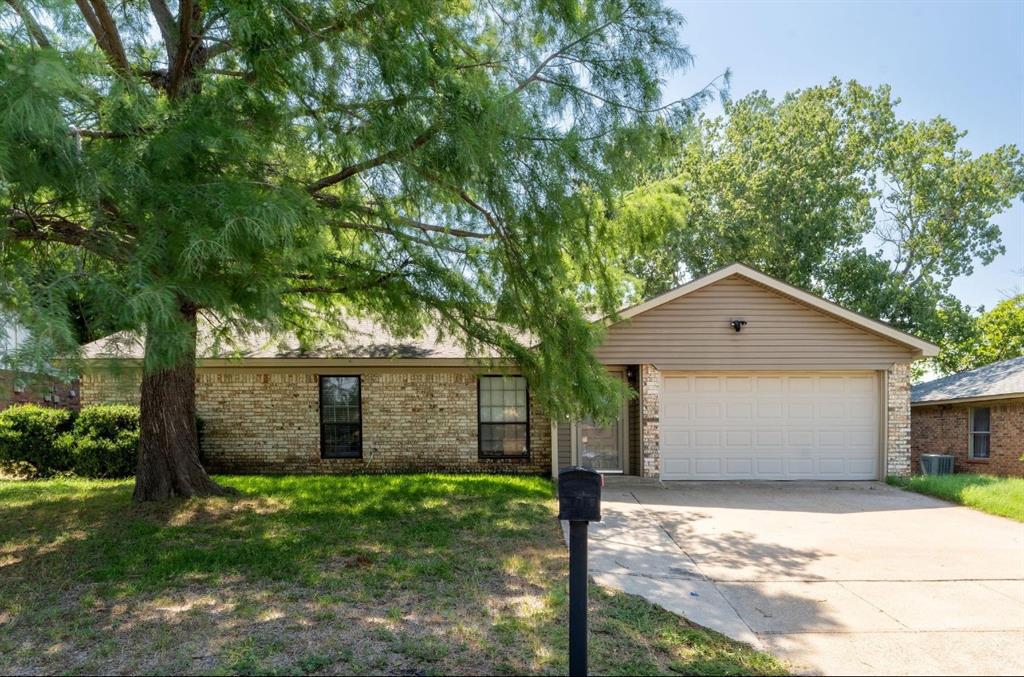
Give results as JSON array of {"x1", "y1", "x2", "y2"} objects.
[
  {"x1": 887, "y1": 473, "x2": 1024, "y2": 522},
  {"x1": 0, "y1": 474, "x2": 786, "y2": 676}
]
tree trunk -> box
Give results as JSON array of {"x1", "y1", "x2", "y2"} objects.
[{"x1": 133, "y1": 303, "x2": 233, "y2": 501}]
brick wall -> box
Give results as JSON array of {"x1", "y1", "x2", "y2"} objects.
[
  {"x1": 639, "y1": 363, "x2": 661, "y2": 478},
  {"x1": 911, "y1": 399, "x2": 1024, "y2": 477},
  {"x1": 1, "y1": 371, "x2": 80, "y2": 411},
  {"x1": 83, "y1": 367, "x2": 552, "y2": 475},
  {"x1": 885, "y1": 362, "x2": 912, "y2": 476}
]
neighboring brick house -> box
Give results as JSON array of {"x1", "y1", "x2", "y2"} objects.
[
  {"x1": 82, "y1": 264, "x2": 937, "y2": 480},
  {"x1": 911, "y1": 356, "x2": 1024, "y2": 477},
  {"x1": 0, "y1": 371, "x2": 81, "y2": 411},
  {"x1": 1, "y1": 318, "x2": 80, "y2": 411}
]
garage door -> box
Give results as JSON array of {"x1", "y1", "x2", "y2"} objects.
[{"x1": 660, "y1": 372, "x2": 879, "y2": 480}]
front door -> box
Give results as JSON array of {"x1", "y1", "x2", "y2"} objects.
[{"x1": 577, "y1": 418, "x2": 624, "y2": 473}]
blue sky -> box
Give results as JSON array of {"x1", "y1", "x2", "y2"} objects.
[{"x1": 661, "y1": 0, "x2": 1024, "y2": 310}]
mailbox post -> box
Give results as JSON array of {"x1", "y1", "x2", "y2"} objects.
[{"x1": 558, "y1": 466, "x2": 602, "y2": 677}]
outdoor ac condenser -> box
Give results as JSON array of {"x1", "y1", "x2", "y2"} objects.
[{"x1": 920, "y1": 454, "x2": 955, "y2": 475}]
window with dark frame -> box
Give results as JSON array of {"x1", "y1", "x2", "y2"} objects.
[
  {"x1": 969, "y1": 406, "x2": 991, "y2": 459},
  {"x1": 478, "y1": 376, "x2": 529, "y2": 458},
  {"x1": 320, "y1": 376, "x2": 362, "y2": 459}
]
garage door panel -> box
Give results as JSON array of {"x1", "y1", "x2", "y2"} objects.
[
  {"x1": 725, "y1": 458, "x2": 754, "y2": 475},
  {"x1": 695, "y1": 402, "x2": 721, "y2": 419},
  {"x1": 725, "y1": 430, "x2": 752, "y2": 447},
  {"x1": 661, "y1": 372, "x2": 879, "y2": 480},
  {"x1": 817, "y1": 402, "x2": 845, "y2": 418},
  {"x1": 694, "y1": 458, "x2": 722, "y2": 475}
]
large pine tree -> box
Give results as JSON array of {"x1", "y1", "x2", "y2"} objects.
[{"x1": 0, "y1": 1, "x2": 710, "y2": 499}]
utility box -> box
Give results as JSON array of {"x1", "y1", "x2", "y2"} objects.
[
  {"x1": 558, "y1": 466, "x2": 602, "y2": 522},
  {"x1": 920, "y1": 454, "x2": 955, "y2": 476}
]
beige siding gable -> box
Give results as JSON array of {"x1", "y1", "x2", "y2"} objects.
[{"x1": 595, "y1": 275, "x2": 917, "y2": 370}]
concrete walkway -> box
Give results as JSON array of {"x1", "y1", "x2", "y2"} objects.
[{"x1": 569, "y1": 479, "x2": 1024, "y2": 676}]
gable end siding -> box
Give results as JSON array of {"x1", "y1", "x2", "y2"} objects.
[{"x1": 595, "y1": 276, "x2": 917, "y2": 370}]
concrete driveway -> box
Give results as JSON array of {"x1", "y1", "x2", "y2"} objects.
[{"x1": 581, "y1": 479, "x2": 1024, "y2": 676}]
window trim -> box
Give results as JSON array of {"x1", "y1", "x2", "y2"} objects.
[
  {"x1": 477, "y1": 375, "x2": 531, "y2": 460},
  {"x1": 968, "y1": 406, "x2": 991, "y2": 460},
  {"x1": 319, "y1": 374, "x2": 363, "y2": 459}
]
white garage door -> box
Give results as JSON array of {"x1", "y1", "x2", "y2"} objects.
[{"x1": 661, "y1": 372, "x2": 880, "y2": 480}]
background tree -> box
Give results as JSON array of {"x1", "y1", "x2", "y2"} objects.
[
  {"x1": 0, "y1": 0, "x2": 712, "y2": 500},
  {"x1": 613, "y1": 79, "x2": 1024, "y2": 371},
  {"x1": 936, "y1": 294, "x2": 1024, "y2": 373}
]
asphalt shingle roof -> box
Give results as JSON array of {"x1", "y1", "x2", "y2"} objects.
[
  {"x1": 911, "y1": 355, "x2": 1024, "y2": 404},
  {"x1": 81, "y1": 316, "x2": 487, "y2": 360}
]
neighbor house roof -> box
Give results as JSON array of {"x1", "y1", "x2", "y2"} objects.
[{"x1": 911, "y1": 356, "x2": 1024, "y2": 405}]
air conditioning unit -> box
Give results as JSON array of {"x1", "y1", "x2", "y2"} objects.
[{"x1": 920, "y1": 454, "x2": 955, "y2": 476}]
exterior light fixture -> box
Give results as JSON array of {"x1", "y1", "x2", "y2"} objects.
[{"x1": 730, "y1": 319, "x2": 748, "y2": 332}]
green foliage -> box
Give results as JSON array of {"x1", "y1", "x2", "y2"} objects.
[
  {"x1": 65, "y1": 404, "x2": 139, "y2": 478},
  {"x1": 935, "y1": 294, "x2": 1024, "y2": 373},
  {"x1": 888, "y1": 474, "x2": 1024, "y2": 522},
  {"x1": 0, "y1": 404, "x2": 75, "y2": 474},
  {"x1": 0, "y1": 1, "x2": 717, "y2": 421},
  {"x1": 613, "y1": 79, "x2": 1024, "y2": 369}
]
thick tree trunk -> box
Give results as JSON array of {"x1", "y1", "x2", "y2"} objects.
[{"x1": 133, "y1": 303, "x2": 233, "y2": 501}]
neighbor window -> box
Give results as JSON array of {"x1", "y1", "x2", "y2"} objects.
[
  {"x1": 320, "y1": 376, "x2": 362, "y2": 458},
  {"x1": 478, "y1": 376, "x2": 529, "y2": 458},
  {"x1": 969, "y1": 406, "x2": 991, "y2": 459}
]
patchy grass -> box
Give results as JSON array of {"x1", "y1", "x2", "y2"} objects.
[
  {"x1": 0, "y1": 475, "x2": 786, "y2": 675},
  {"x1": 887, "y1": 473, "x2": 1024, "y2": 522}
]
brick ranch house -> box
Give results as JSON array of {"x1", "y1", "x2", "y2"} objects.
[
  {"x1": 911, "y1": 356, "x2": 1024, "y2": 477},
  {"x1": 82, "y1": 263, "x2": 938, "y2": 481}
]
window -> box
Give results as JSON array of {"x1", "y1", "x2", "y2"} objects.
[
  {"x1": 320, "y1": 376, "x2": 362, "y2": 458},
  {"x1": 969, "y1": 407, "x2": 991, "y2": 459},
  {"x1": 478, "y1": 376, "x2": 529, "y2": 458}
]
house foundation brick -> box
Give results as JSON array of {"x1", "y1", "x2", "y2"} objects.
[
  {"x1": 82, "y1": 367, "x2": 552, "y2": 475},
  {"x1": 886, "y1": 362, "x2": 912, "y2": 477},
  {"x1": 639, "y1": 363, "x2": 661, "y2": 478}
]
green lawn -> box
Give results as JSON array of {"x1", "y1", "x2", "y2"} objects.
[
  {"x1": 0, "y1": 474, "x2": 785, "y2": 676},
  {"x1": 887, "y1": 473, "x2": 1024, "y2": 522}
]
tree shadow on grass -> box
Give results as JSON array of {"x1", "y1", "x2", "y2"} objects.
[{"x1": 0, "y1": 475, "x2": 572, "y2": 674}]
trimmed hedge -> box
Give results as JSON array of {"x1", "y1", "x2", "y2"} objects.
[
  {"x1": 67, "y1": 405, "x2": 139, "y2": 478},
  {"x1": 0, "y1": 404, "x2": 141, "y2": 478},
  {"x1": 0, "y1": 404, "x2": 76, "y2": 475}
]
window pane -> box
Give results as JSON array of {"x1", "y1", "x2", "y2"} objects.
[
  {"x1": 322, "y1": 422, "x2": 361, "y2": 458},
  {"x1": 322, "y1": 377, "x2": 360, "y2": 423},
  {"x1": 972, "y1": 407, "x2": 990, "y2": 433},
  {"x1": 480, "y1": 423, "x2": 528, "y2": 456},
  {"x1": 972, "y1": 433, "x2": 991, "y2": 458},
  {"x1": 479, "y1": 376, "x2": 526, "y2": 423}
]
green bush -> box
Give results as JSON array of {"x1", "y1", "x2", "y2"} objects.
[
  {"x1": 67, "y1": 405, "x2": 140, "y2": 478},
  {"x1": 0, "y1": 404, "x2": 76, "y2": 474}
]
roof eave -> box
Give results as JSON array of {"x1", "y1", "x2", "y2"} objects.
[{"x1": 911, "y1": 391, "x2": 1024, "y2": 407}]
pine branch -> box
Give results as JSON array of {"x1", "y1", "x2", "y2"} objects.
[
  {"x1": 4, "y1": 208, "x2": 133, "y2": 262},
  {"x1": 75, "y1": 0, "x2": 131, "y2": 76},
  {"x1": 6, "y1": 0, "x2": 50, "y2": 48},
  {"x1": 285, "y1": 258, "x2": 413, "y2": 295},
  {"x1": 148, "y1": 0, "x2": 179, "y2": 62},
  {"x1": 306, "y1": 128, "x2": 437, "y2": 194}
]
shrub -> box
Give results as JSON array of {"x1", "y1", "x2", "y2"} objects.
[
  {"x1": 67, "y1": 405, "x2": 140, "y2": 478},
  {"x1": 0, "y1": 404, "x2": 76, "y2": 474}
]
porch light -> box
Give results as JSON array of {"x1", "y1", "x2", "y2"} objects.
[{"x1": 730, "y1": 319, "x2": 748, "y2": 332}]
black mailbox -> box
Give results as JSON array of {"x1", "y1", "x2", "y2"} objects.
[{"x1": 558, "y1": 466, "x2": 602, "y2": 522}]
